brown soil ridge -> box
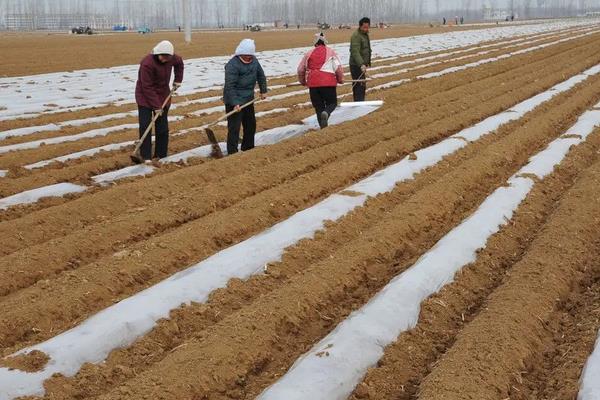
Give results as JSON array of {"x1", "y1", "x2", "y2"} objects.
[
  {"x1": 0, "y1": 350, "x2": 49, "y2": 373},
  {"x1": 27, "y1": 107, "x2": 492, "y2": 398},
  {"x1": 417, "y1": 141, "x2": 600, "y2": 400}
]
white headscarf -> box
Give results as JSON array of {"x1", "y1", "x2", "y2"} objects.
[
  {"x1": 152, "y1": 40, "x2": 174, "y2": 55},
  {"x1": 235, "y1": 39, "x2": 256, "y2": 56}
]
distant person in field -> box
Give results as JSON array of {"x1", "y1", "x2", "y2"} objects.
[
  {"x1": 349, "y1": 17, "x2": 372, "y2": 102},
  {"x1": 134, "y1": 40, "x2": 184, "y2": 162},
  {"x1": 297, "y1": 32, "x2": 344, "y2": 129},
  {"x1": 223, "y1": 38, "x2": 268, "y2": 155}
]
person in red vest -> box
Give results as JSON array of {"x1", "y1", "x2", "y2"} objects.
[
  {"x1": 297, "y1": 32, "x2": 344, "y2": 129},
  {"x1": 134, "y1": 40, "x2": 184, "y2": 162}
]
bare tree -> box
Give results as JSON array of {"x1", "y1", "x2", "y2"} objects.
[{"x1": 2, "y1": 0, "x2": 600, "y2": 30}]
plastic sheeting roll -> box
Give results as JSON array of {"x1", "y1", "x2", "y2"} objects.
[{"x1": 339, "y1": 101, "x2": 384, "y2": 107}]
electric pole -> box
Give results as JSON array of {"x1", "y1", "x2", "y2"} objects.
[{"x1": 183, "y1": 0, "x2": 191, "y2": 43}]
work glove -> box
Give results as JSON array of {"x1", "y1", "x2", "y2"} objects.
[
  {"x1": 154, "y1": 109, "x2": 163, "y2": 118},
  {"x1": 173, "y1": 82, "x2": 182, "y2": 91},
  {"x1": 360, "y1": 65, "x2": 368, "y2": 74}
]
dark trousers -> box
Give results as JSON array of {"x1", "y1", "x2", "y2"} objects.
[
  {"x1": 138, "y1": 106, "x2": 170, "y2": 160},
  {"x1": 350, "y1": 64, "x2": 367, "y2": 102},
  {"x1": 309, "y1": 87, "x2": 338, "y2": 120},
  {"x1": 226, "y1": 103, "x2": 256, "y2": 155}
]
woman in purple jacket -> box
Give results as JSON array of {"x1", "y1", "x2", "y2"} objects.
[{"x1": 134, "y1": 40, "x2": 184, "y2": 162}]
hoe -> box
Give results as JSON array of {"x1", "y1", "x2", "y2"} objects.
[
  {"x1": 286, "y1": 79, "x2": 368, "y2": 88},
  {"x1": 130, "y1": 88, "x2": 176, "y2": 164},
  {"x1": 202, "y1": 98, "x2": 258, "y2": 158}
]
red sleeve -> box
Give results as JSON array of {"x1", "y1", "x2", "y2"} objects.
[
  {"x1": 297, "y1": 52, "x2": 310, "y2": 86},
  {"x1": 336, "y1": 64, "x2": 344, "y2": 84},
  {"x1": 140, "y1": 62, "x2": 162, "y2": 109},
  {"x1": 173, "y1": 55, "x2": 184, "y2": 84}
]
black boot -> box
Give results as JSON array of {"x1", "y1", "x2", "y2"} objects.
[{"x1": 319, "y1": 111, "x2": 329, "y2": 129}]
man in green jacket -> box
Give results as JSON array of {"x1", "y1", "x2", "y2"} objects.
[{"x1": 349, "y1": 17, "x2": 372, "y2": 102}]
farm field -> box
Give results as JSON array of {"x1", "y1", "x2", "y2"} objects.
[
  {"x1": 1, "y1": 17, "x2": 600, "y2": 400},
  {"x1": 0, "y1": 23, "x2": 484, "y2": 77}
]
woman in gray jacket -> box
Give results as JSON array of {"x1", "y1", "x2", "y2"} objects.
[{"x1": 223, "y1": 39, "x2": 268, "y2": 155}]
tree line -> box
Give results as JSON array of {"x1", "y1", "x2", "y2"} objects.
[{"x1": 0, "y1": 0, "x2": 598, "y2": 29}]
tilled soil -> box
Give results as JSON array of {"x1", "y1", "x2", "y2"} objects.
[
  {"x1": 90, "y1": 61, "x2": 600, "y2": 400},
  {"x1": 3, "y1": 32, "x2": 600, "y2": 355},
  {"x1": 511, "y1": 257, "x2": 600, "y2": 400},
  {"x1": 2, "y1": 29, "x2": 597, "y2": 245},
  {"x1": 0, "y1": 33, "x2": 596, "y2": 300},
  {"x1": 416, "y1": 157, "x2": 600, "y2": 400},
  {"x1": 2, "y1": 25, "x2": 600, "y2": 400},
  {"x1": 348, "y1": 128, "x2": 600, "y2": 400}
]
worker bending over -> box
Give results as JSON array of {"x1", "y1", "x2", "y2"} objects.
[
  {"x1": 134, "y1": 40, "x2": 184, "y2": 162},
  {"x1": 297, "y1": 32, "x2": 344, "y2": 129}
]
